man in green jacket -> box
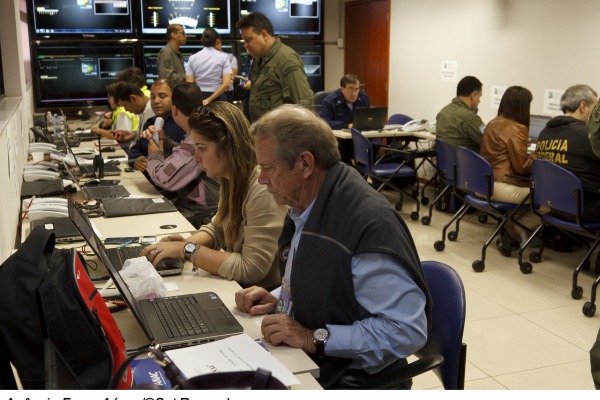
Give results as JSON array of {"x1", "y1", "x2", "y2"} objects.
[
  {"x1": 236, "y1": 12, "x2": 314, "y2": 122},
  {"x1": 436, "y1": 76, "x2": 486, "y2": 152}
]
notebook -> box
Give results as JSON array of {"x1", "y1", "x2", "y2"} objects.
[
  {"x1": 68, "y1": 200, "x2": 243, "y2": 349},
  {"x1": 30, "y1": 217, "x2": 83, "y2": 243},
  {"x1": 20, "y1": 179, "x2": 65, "y2": 198},
  {"x1": 353, "y1": 106, "x2": 388, "y2": 131},
  {"x1": 101, "y1": 197, "x2": 178, "y2": 218},
  {"x1": 59, "y1": 133, "x2": 122, "y2": 177}
]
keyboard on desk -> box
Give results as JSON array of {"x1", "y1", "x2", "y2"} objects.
[
  {"x1": 82, "y1": 184, "x2": 130, "y2": 199},
  {"x1": 152, "y1": 297, "x2": 213, "y2": 338}
]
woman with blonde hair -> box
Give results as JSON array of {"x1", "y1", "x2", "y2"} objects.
[{"x1": 142, "y1": 101, "x2": 287, "y2": 289}]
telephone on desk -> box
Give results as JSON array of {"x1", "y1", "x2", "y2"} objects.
[
  {"x1": 401, "y1": 119, "x2": 428, "y2": 132},
  {"x1": 22, "y1": 197, "x2": 69, "y2": 220}
]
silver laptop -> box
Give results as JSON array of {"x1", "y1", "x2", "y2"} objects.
[
  {"x1": 68, "y1": 200, "x2": 243, "y2": 349},
  {"x1": 353, "y1": 106, "x2": 388, "y2": 131}
]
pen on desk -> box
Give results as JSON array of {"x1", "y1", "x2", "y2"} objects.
[{"x1": 118, "y1": 240, "x2": 134, "y2": 248}]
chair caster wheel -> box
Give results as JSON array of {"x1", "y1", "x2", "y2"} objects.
[
  {"x1": 395, "y1": 202, "x2": 403, "y2": 211},
  {"x1": 410, "y1": 212, "x2": 419, "y2": 221},
  {"x1": 448, "y1": 231, "x2": 458, "y2": 241},
  {"x1": 472, "y1": 260, "x2": 485, "y2": 272},
  {"x1": 520, "y1": 262, "x2": 532, "y2": 274},
  {"x1": 572, "y1": 286, "x2": 583, "y2": 300},
  {"x1": 583, "y1": 302, "x2": 596, "y2": 317},
  {"x1": 434, "y1": 241, "x2": 445, "y2": 251},
  {"x1": 421, "y1": 216, "x2": 431, "y2": 225},
  {"x1": 420, "y1": 197, "x2": 429, "y2": 205},
  {"x1": 411, "y1": 189, "x2": 419, "y2": 197},
  {"x1": 529, "y1": 251, "x2": 542, "y2": 263},
  {"x1": 478, "y1": 215, "x2": 488, "y2": 224}
]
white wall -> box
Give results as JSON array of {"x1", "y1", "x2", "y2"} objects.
[{"x1": 389, "y1": 0, "x2": 600, "y2": 123}]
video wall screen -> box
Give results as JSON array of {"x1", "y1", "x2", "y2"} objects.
[
  {"x1": 238, "y1": 0, "x2": 322, "y2": 39},
  {"x1": 140, "y1": 0, "x2": 232, "y2": 37},
  {"x1": 30, "y1": 0, "x2": 133, "y2": 37}
]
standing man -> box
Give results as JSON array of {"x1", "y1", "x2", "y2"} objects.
[
  {"x1": 158, "y1": 24, "x2": 187, "y2": 85},
  {"x1": 436, "y1": 75, "x2": 486, "y2": 152},
  {"x1": 536, "y1": 84, "x2": 600, "y2": 221},
  {"x1": 236, "y1": 12, "x2": 313, "y2": 122},
  {"x1": 236, "y1": 105, "x2": 431, "y2": 389},
  {"x1": 185, "y1": 27, "x2": 232, "y2": 105}
]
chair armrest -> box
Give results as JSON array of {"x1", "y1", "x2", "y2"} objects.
[
  {"x1": 361, "y1": 354, "x2": 445, "y2": 389},
  {"x1": 504, "y1": 173, "x2": 530, "y2": 182}
]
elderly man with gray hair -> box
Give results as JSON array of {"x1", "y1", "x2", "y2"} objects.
[
  {"x1": 538, "y1": 84, "x2": 600, "y2": 221},
  {"x1": 234, "y1": 104, "x2": 432, "y2": 389}
]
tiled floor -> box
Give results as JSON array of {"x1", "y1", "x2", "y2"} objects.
[{"x1": 390, "y1": 190, "x2": 600, "y2": 390}]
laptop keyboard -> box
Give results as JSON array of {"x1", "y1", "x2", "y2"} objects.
[
  {"x1": 117, "y1": 245, "x2": 143, "y2": 259},
  {"x1": 152, "y1": 297, "x2": 212, "y2": 338},
  {"x1": 83, "y1": 185, "x2": 129, "y2": 199}
]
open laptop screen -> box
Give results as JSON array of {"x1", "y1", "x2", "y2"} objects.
[{"x1": 529, "y1": 115, "x2": 552, "y2": 143}]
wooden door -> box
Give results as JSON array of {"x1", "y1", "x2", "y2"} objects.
[{"x1": 344, "y1": 0, "x2": 390, "y2": 107}]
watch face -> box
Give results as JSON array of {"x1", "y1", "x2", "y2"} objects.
[
  {"x1": 184, "y1": 242, "x2": 196, "y2": 254},
  {"x1": 313, "y1": 328, "x2": 329, "y2": 341}
]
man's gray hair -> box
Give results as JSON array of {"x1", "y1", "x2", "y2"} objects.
[
  {"x1": 560, "y1": 84, "x2": 598, "y2": 113},
  {"x1": 250, "y1": 104, "x2": 341, "y2": 169}
]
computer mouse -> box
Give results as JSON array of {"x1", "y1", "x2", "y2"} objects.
[{"x1": 84, "y1": 178, "x2": 101, "y2": 186}]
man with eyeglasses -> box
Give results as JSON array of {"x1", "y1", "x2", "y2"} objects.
[
  {"x1": 319, "y1": 74, "x2": 371, "y2": 162},
  {"x1": 158, "y1": 24, "x2": 187, "y2": 85}
]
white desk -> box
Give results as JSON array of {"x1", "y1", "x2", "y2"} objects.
[
  {"x1": 107, "y1": 263, "x2": 320, "y2": 382},
  {"x1": 333, "y1": 128, "x2": 436, "y2": 141}
]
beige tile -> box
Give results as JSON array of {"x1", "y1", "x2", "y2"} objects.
[
  {"x1": 494, "y1": 360, "x2": 595, "y2": 390},
  {"x1": 464, "y1": 314, "x2": 588, "y2": 376},
  {"x1": 464, "y1": 287, "x2": 514, "y2": 322},
  {"x1": 464, "y1": 377, "x2": 508, "y2": 390},
  {"x1": 522, "y1": 305, "x2": 600, "y2": 351}
]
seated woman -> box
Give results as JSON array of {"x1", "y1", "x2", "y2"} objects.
[
  {"x1": 480, "y1": 85, "x2": 539, "y2": 247},
  {"x1": 91, "y1": 82, "x2": 138, "y2": 140},
  {"x1": 141, "y1": 101, "x2": 287, "y2": 289}
]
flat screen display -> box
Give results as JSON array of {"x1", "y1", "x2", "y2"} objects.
[
  {"x1": 30, "y1": 0, "x2": 133, "y2": 37},
  {"x1": 238, "y1": 0, "x2": 322, "y2": 39},
  {"x1": 140, "y1": 0, "x2": 231, "y2": 37},
  {"x1": 237, "y1": 41, "x2": 323, "y2": 93},
  {"x1": 141, "y1": 43, "x2": 235, "y2": 84},
  {"x1": 33, "y1": 44, "x2": 136, "y2": 109}
]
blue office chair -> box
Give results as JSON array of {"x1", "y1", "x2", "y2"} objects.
[
  {"x1": 365, "y1": 260, "x2": 467, "y2": 390},
  {"x1": 517, "y1": 160, "x2": 600, "y2": 317},
  {"x1": 388, "y1": 113, "x2": 413, "y2": 125},
  {"x1": 451, "y1": 146, "x2": 531, "y2": 272},
  {"x1": 351, "y1": 128, "x2": 420, "y2": 220},
  {"x1": 424, "y1": 139, "x2": 457, "y2": 226}
]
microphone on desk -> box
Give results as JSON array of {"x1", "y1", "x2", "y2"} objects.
[{"x1": 94, "y1": 135, "x2": 104, "y2": 178}]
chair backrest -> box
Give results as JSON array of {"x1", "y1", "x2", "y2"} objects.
[
  {"x1": 435, "y1": 138, "x2": 456, "y2": 184},
  {"x1": 313, "y1": 90, "x2": 333, "y2": 107},
  {"x1": 388, "y1": 113, "x2": 413, "y2": 125},
  {"x1": 351, "y1": 128, "x2": 374, "y2": 167},
  {"x1": 419, "y1": 260, "x2": 467, "y2": 390},
  {"x1": 455, "y1": 146, "x2": 494, "y2": 197},
  {"x1": 531, "y1": 160, "x2": 584, "y2": 215}
]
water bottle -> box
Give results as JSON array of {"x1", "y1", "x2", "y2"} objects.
[{"x1": 53, "y1": 114, "x2": 62, "y2": 136}]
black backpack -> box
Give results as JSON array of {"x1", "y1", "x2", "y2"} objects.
[{"x1": 0, "y1": 227, "x2": 131, "y2": 389}]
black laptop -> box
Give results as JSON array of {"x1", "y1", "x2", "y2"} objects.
[
  {"x1": 60, "y1": 159, "x2": 130, "y2": 200},
  {"x1": 353, "y1": 107, "x2": 388, "y2": 131},
  {"x1": 31, "y1": 217, "x2": 83, "y2": 243},
  {"x1": 68, "y1": 200, "x2": 243, "y2": 349}
]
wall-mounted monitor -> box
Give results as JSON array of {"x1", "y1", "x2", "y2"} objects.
[
  {"x1": 238, "y1": 0, "x2": 322, "y2": 39},
  {"x1": 140, "y1": 0, "x2": 232, "y2": 38},
  {"x1": 29, "y1": 0, "x2": 133, "y2": 38},
  {"x1": 237, "y1": 41, "x2": 323, "y2": 93},
  {"x1": 32, "y1": 44, "x2": 136, "y2": 111},
  {"x1": 141, "y1": 43, "x2": 235, "y2": 84}
]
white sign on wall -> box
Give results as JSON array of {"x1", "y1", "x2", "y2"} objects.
[
  {"x1": 490, "y1": 85, "x2": 508, "y2": 110},
  {"x1": 440, "y1": 61, "x2": 457, "y2": 82},
  {"x1": 543, "y1": 89, "x2": 564, "y2": 116}
]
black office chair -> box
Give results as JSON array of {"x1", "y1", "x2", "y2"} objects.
[
  {"x1": 351, "y1": 128, "x2": 420, "y2": 220},
  {"x1": 517, "y1": 160, "x2": 600, "y2": 317},
  {"x1": 313, "y1": 90, "x2": 332, "y2": 112},
  {"x1": 365, "y1": 260, "x2": 467, "y2": 390},
  {"x1": 451, "y1": 146, "x2": 531, "y2": 272}
]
